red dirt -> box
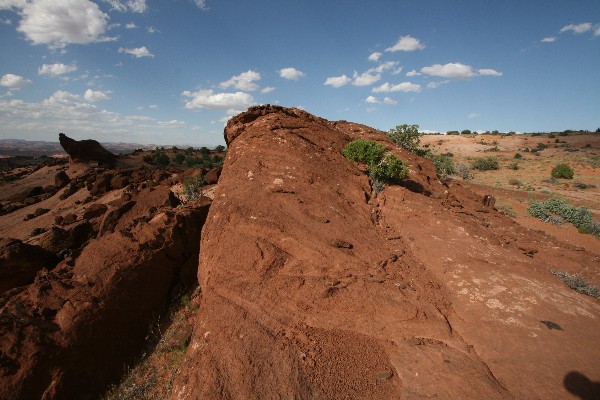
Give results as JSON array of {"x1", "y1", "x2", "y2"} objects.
[{"x1": 171, "y1": 106, "x2": 600, "y2": 399}]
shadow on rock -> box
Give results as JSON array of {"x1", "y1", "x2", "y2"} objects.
[{"x1": 564, "y1": 371, "x2": 600, "y2": 400}]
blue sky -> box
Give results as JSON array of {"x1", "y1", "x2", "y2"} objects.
[{"x1": 0, "y1": 0, "x2": 599, "y2": 146}]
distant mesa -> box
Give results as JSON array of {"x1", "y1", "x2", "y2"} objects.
[{"x1": 59, "y1": 132, "x2": 117, "y2": 166}]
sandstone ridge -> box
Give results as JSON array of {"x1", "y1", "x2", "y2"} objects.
[{"x1": 171, "y1": 105, "x2": 600, "y2": 399}]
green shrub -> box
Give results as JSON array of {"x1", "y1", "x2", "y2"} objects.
[
  {"x1": 387, "y1": 124, "x2": 421, "y2": 152},
  {"x1": 455, "y1": 164, "x2": 472, "y2": 180},
  {"x1": 368, "y1": 153, "x2": 409, "y2": 182},
  {"x1": 174, "y1": 152, "x2": 186, "y2": 164},
  {"x1": 528, "y1": 198, "x2": 592, "y2": 229},
  {"x1": 183, "y1": 175, "x2": 206, "y2": 201},
  {"x1": 151, "y1": 150, "x2": 171, "y2": 167},
  {"x1": 551, "y1": 163, "x2": 574, "y2": 179},
  {"x1": 343, "y1": 139, "x2": 408, "y2": 190},
  {"x1": 509, "y1": 179, "x2": 522, "y2": 186},
  {"x1": 514, "y1": 153, "x2": 522, "y2": 159},
  {"x1": 508, "y1": 162, "x2": 520, "y2": 170},
  {"x1": 472, "y1": 157, "x2": 500, "y2": 171},
  {"x1": 342, "y1": 139, "x2": 387, "y2": 166},
  {"x1": 428, "y1": 154, "x2": 455, "y2": 181},
  {"x1": 551, "y1": 270, "x2": 600, "y2": 299}
]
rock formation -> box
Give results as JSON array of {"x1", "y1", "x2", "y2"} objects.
[
  {"x1": 170, "y1": 105, "x2": 600, "y2": 399},
  {"x1": 59, "y1": 133, "x2": 117, "y2": 166},
  {"x1": 0, "y1": 238, "x2": 58, "y2": 295},
  {"x1": 0, "y1": 200, "x2": 210, "y2": 399}
]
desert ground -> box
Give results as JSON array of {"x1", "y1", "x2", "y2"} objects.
[{"x1": 421, "y1": 132, "x2": 600, "y2": 253}]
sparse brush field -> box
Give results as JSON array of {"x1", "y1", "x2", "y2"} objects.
[{"x1": 421, "y1": 132, "x2": 600, "y2": 252}]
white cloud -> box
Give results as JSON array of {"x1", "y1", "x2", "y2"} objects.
[
  {"x1": 368, "y1": 52, "x2": 382, "y2": 62},
  {"x1": 560, "y1": 22, "x2": 592, "y2": 34},
  {"x1": 383, "y1": 97, "x2": 397, "y2": 105},
  {"x1": 595, "y1": 26, "x2": 600, "y2": 36},
  {"x1": 0, "y1": 0, "x2": 26, "y2": 10},
  {"x1": 352, "y1": 71, "x2": 381, "y2": 86},
  {"x1": 1, "y1": 17, "x2": 11, "y2": 24},
  {"x1": 261, "y1": 87, "x2": 275, "y2": 94},
  {"x1": 373, "y1": 82, "x2": 421, "y2": 93},
  {"x1": 541, "y1": 37, "x2": 556, "y2": 43},
  {"x1": 182, "y1": 89, "x2": 255, "y2": 109},
  {"x1": 193, "y1": 0, "x2": 208, "y2": 10},
  {"x1": 427, "y1": 81, "x2": 442, "y2": 89},
  {"x1": 147, "y1": 26, "x2": 158, "y2": 33},
  {"x1": 365, "y1": 95, "x2": 379, "y2": 103},
  {"x1": 421, "y1": 63, "x2": 474, "y2": 79},
  {"x1": 0, "y1": 73, "x2": 32, "y2": 89},
  {"x1": 158, "y1": 119, "x2": 185, "y2": 128},
  {"x1": 219, "y1": 70, "x2": 261, "y2": 91},
  {"x1": 279, "y1": 67, "x2": 305, "y2": 80},
  {"x1": 105, "y1": 0, "x2": 147, "y2": 13},
  {"x1": 125, "y1": 22, "x2": 137, "y2": 29},
  {"x1": 406, "y1": 69, "x2": 421, "y2": 77},
  {"x1": 369, "y1": 61, "x2": 401, "y2": 74},
  {"x1": 468, "y1": 112, "x2": 480, "y2": 119},
  {"x1": 119, "y1": 46, "x2": 154, "y2": 58},
  {"x1": 149, "y1": 104, "x2": 159, "y2": 109},
  {"x1": 18, "y1": 0, "x2": 111, "y2": 48},
  {"x1": 324, "y1": 74, "x2": 351, "y2": 88},
  {"x1": 38, "y1": 63, "x2": 77, "y2": 77},
  {"x1": 478, "y1": 68, "x2": 502, "y2": 77},
  {"x1": 84, "y1": 89, "x2": 110, "y2": 101},
  {"x1": 385, "y1": 35, "x2": 424, "y2": 52},
  {"x1": 0, "y1": 90, "x2": 192, "y2": 143}
]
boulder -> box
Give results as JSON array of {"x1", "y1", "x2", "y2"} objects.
[
  {"x1": 204, "y1": 167, "x2": 222, "y2": 185},
  {"x1": 59, "y1": 133, "x2": 117, "y2": 166},
  {"x1": 0, "y1": 238, "x2": 59, "y2": 294},
  {"x1": 54, "y1": 171, "x2": 70, "y2": 188}
]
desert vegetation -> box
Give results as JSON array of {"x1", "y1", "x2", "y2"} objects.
[{"x1": 342, "y1": 139, "x2": 408, "y2": 191}]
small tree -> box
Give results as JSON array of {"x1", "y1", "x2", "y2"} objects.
[
  {"x1": 214, "y1": 145, "x2": 226, "y2": 152},
  {"x1": 151, "y1": 149, "x2": 170, "y2": 167},
  {"x1": 551, "y1": 163, "x2": 574, "y2": 179},
  {"x1": 388, "y1": 124, "x2": 421, "y2": 152}
]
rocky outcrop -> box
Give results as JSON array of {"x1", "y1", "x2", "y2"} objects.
[
  {"x1": 0, "y1": 238, "x2": 59, "y2": 295},
  {"x1": 171, "y1": 106, "x2": 600, "y2": 399},
  {"x1": 0, "y1": 200, "x2": 210, "y2": 399},
  {"x1": 59, "y1": 133, "x2": 117, "y2": 166}
]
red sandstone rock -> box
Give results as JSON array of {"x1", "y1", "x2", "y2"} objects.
[
  {"x1": 0, "y1": 238, "x2": 58, "y2": 294},
  {"x1": 0, "y1": 201, "x2": 210, "y2": 399},
  {"x1": 171, "y1": 106, "x2": 600, "y2": 400}
]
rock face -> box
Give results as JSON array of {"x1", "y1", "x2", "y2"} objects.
[
  {"x1": 0, "y1": 201, "x2": 210, "y2": 399},
  {"x1": 59, "y1": 133, "x2": 117, "y2": 166},
  {"x1": 0, "y1": 238, "x2": 59, "y2": 294},
  {"x1": 171, "y1": 106, "x2": 600, "y2": 399}
]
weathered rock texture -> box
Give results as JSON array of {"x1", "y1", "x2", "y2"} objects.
[
  {"x1": 171, "y1": 106, "x2": 600, "y2": 399},
  {"x1": 59, "y1": 132, "x2": 117, "y2": 166},
  {"x1": 0, "y1": 238, "x2": 58, "y2": 295},
  {"x1": 0, "y1": 199, "x2": 210, "y2": 399}
]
